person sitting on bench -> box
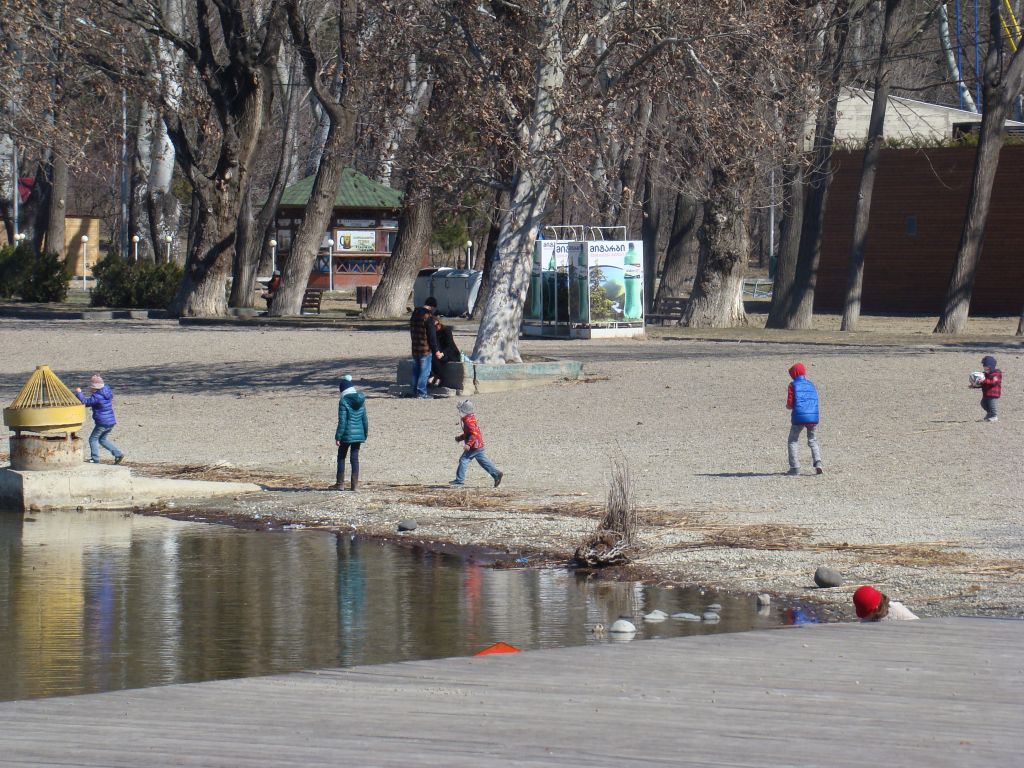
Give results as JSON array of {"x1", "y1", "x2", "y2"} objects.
[
  {"x1": 428, "y1": 317, "x2": 461, "y2": 388},
  {"x1": 261, "y1": 270, "x2": 281, "y2": 309}
]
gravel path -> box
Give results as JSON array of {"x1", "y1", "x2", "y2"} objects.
[{"x1": 2, "y1": 319, "x2": 1021, "y2": 618}]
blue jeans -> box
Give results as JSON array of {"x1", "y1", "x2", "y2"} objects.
[
  {"x1": 411, "y1": 354, "x2": 432, "y2": 396},
  {"x1": 89, "y1": 424, "x2": 122, "y2": 462},
  {"x1": 455, "y1": 448, "x2": 500, "y2": 483}
]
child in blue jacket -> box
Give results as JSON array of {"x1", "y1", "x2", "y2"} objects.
[
  {"x1": 786, "y1": 363, "x2": 822, "y2": 476},
  {"x1": 75, "y1": 374, "x2": 124, "y2": 464}
]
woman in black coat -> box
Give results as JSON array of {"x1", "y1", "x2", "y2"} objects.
[{"x1": 428, "y1": 318, "x2": 461, "y2": 387}]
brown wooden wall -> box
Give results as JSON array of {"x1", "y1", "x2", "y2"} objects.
[{"x1": 814, "y1": 146, "x2": 1024, "y2": 315}]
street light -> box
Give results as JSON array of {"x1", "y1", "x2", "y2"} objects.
[
  {"x1": 164, "y1": 234, "x2": 172, "y2": 263},
  {"x1": 80, "y1": 235, "x2": 89, "y2": 290},
  {"x1": 326, "y1": 238, "x2": 335, "y2": 292},
  {"x1": 465, "y1": 240, "x2": 473, "y2": 270},
  {"x1": 269, "y1": 239, "x2": 278, "y2": 273},
  {"x1": 132, "y1": 234, "x2": 139, "y2": 262}
]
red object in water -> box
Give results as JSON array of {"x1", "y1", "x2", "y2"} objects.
[{"x1": 473, "y1": 642, "x2": 522, "y2": 656}]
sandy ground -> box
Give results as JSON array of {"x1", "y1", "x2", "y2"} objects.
[{"x1": 1, "y1": 318, "x2": 1022, "y2": 619}]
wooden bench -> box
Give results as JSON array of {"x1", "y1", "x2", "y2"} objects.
[
  {"x1": 646, "y1": 296, "x2": 688, "y2": 325},
  {"x1": 300, "y1": 288, "x2": 324, "y2": 315}
]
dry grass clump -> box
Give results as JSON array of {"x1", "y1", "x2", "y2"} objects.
[{"x1": 573, "y1": 456, "x2": 637, "y2": 568}]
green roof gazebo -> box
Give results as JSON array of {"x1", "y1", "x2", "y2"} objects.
[{"x1": 276, "y1": 168, "x2": 403, "y2": 290}]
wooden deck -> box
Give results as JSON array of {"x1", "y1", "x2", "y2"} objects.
[{"x1": 0, "y1": 618, "x2": 1020, "y2": 766}]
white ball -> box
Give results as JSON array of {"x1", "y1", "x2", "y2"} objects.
[{"x1": 969, "y1": 371, "x2": 985, "y2": 386}]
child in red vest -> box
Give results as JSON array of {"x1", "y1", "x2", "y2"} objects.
[
  {"x1": 971, "y1": 355, "x2": 1002, "y2": 422},
  {"x1": 451, "y1": 400, "x2": 503, "y2": 487}
]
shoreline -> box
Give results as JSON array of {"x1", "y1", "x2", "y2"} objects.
[
  {"x1": 3, "y1": 321, "x2": 1021, "y2": 622},
  {"x1": 129, "y1": 460, "x2": 1014, "y2": 621}
]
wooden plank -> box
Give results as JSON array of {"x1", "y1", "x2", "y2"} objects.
[{"x1": 0, "y1": 618, "x2": 1020, "y2": 767}]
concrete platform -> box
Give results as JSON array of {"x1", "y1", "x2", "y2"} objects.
[
  {"x1": 0, "y1": 464, "x2": 260, "y2": 511},
  {"x1": 397, "y1": 357, "x2": 583, "y2": 395},
  {"x1": 0, "y1": 618, "x2": 1019, "y2": 766}
]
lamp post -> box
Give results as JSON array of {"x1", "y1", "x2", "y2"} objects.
[
  {"x1": 80, "y1": 235, "x2": 89, "y2": 290},
  {"x1": 132, "y1": 234, "x2": 140, "y2": 262},
  {"x1": 14, "y1": 232, "x2": 26, "y2": 246},
  {"x1": 465, "y1": 240, "x2": 473, "y2": 270},
  {"x1": 326, "y1": 238, "x2": 335, "y2": 292},
  {"x1": 164, "y1": 234, "x2": 172, "y2": 263},
  {"x1": 269, "y1": 239, "x2": 278, "y2": 273}
]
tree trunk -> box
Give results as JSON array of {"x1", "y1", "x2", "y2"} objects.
[
  {"x1": 681, "y1": 169, "x2": 752, "y2": 328},
  {"x1": 935, "y1": 1, "x2": 1024, "y2": 333},
  {"x1": 363, "y1": 195, "x2": 433, "y2": 318},
  {"x1": 641, "y1": 164, "x2": 661, "y2": 313},
  {"x1": 44, "y1": 154, "x2": 67, "y2": 257},
  {"x1": 230, "y1": 60, "x2": 296, "y2": 309},
  {"x1": 654, "y1": 189, "x2": 699, "y2": 304},
  {"x1": 766, "y1": 163, "x2": 804, "y2": 327},
  {"x1": 841, "y1": 0, "x2": 900, "y2": 331},
  {"x1": 471, "y1": 0, "x2": 568, "y2": 363},
  {"x1": 470, "y1": 190, "x2": 508, "y2": 320},
  {"x1": 169, "y1": 181, "x2": 241, "y2": 316},
  {"x1": 784, "y1": 10, "x2": 850, "y2": 330},
  {"x1": 146, "y1": 122, "x2": 179, "y2": 264},
  {"x1": 271, "y1": 120, "x2": 351, "y2": 316},
  {"x1": 938, "y1": 3, "x2": 979, "y2": 113}
]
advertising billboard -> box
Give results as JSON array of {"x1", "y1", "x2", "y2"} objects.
[
  {"x1": 333, "y1": 230, "x2": 377, "y2": 253},
  {"x1": 525, "y1": 240, "x2": 572, "y2": 323},
  {"x1": 569, "y1": 240, "x2": 643, "y2": 324}
]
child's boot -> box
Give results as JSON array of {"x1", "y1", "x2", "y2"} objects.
[
  {"x1": 493, "y1": 471, "x2": 503, "y2": 488},
  {"x1": 350, "y1": 472, "x2": 359, "y2": 493},
  {"x1": 329, "y1": 468, "x2": 345, "y2": 491}
]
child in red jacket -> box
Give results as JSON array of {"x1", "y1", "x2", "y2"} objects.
[
  {"x1": 451, "y1": 400, "x2": 503, "y2": 487},
  {"x1": 971, "y1": 355, "x2": 1002, "y2": 422}
]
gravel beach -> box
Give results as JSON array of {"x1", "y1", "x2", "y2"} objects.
[{"x1": 2, "y1": 318, "x2": 1021, "y2": 618}]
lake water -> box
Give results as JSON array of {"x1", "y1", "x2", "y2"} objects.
[{"x1": 0, "y1": 511, "x2": 819, "y2": 701}]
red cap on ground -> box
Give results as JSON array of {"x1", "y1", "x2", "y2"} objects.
[
  {"x1": 853, "y1": 585, "x2": 883, "y2": 619},
  {"x1": 789, "y1": 363, "x2": 806, "y2": 379}
]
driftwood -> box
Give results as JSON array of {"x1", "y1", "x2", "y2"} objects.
[{"x1": 572, "y1": 530, "x2": 633, "y2": 568}]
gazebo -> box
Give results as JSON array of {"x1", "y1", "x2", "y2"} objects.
[{"x1": 275, "y1": 168, "x2": 403, "y2": 290}]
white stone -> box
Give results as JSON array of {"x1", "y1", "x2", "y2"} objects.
[
  {"x1": 643, "y1": 610, "x2": 668, "y2": 622},
  {"x1": 609, "y1": 618, "x2": 637, "y2": 634}
]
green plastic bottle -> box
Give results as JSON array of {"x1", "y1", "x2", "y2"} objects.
[
  {"x1": 623, "y1": 243, "x2": 642, "y2": 320},
  {"x1": 528, "y1": 245, "x2": 543, "y2": 319}
]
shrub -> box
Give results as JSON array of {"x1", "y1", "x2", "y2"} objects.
[
  {"x1": 91, "y1": 256, "x2": 183, "y2": 309},
  {"x1": 0, "y1": 243, "x2": 72, "y2": 303}
]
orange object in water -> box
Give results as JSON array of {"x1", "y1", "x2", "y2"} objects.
[{"x1": 473, "y1": 642, "x2": 522, "y2": 656}]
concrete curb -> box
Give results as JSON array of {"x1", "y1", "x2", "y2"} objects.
[{"x1": 0, "y1": 464, "x2": 261, "y2": 512}]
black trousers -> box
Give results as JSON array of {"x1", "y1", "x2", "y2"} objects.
[{"x1": 336, "y1": 442, "x2": 361, "y2": 477}]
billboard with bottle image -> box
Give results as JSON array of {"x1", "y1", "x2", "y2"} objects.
[
  {"x1": 525, "y1": 240, "x2": 572, "y2": 322},
  {"x1": 568, "y1": 241, "x2": 643, "y2": 324}
]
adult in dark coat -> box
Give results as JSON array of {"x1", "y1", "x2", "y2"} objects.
[{"x1": 429, "y1": 317, "x2": 461, "y2": 387}]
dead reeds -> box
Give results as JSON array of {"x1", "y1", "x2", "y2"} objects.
[{"x1": 573, "y1": 455, "x2": 638, "y2": 568}]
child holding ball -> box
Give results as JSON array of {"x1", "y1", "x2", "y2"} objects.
[{"x1": 970, "y1": 355, "x2": 1002, "y2": 422}]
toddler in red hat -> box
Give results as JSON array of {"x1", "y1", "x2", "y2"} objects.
[{"x1": 853, "y1": 585, "x2": 919, "y2": 622}]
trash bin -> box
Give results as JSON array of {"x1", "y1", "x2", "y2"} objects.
[
  {"x1": 431, "y1": 269, "x2": 482, "y2": 316},
  {"x1": 356, "y1": 285, "x2": 374, "y2": 307},
  {"x1": 412, "y1": 268, "x2": 448, "y2": 308}
]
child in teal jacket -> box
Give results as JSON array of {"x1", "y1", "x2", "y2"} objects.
[{"x1": 332, "y1": 374, "x2": 368, "y2": 491}]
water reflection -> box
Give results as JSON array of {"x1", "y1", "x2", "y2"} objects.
[{"x1": 0, "y1": 511, "x2": 816, "y2": 702}]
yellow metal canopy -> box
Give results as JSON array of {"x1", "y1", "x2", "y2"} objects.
[{"x1": 3, "y1": 365, "x2": 86, "y2": 434}]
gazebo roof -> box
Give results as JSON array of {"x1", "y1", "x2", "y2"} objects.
[{"x1": 279, "y1": 168, "x2": 403, "y2": 210}]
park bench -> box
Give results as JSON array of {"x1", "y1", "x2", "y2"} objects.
[
  {"x1": 301, "y1": 288, "x2": 324, "y2": 315},
  {"x1": 646, "y1": 296, "x2": 688, "y2": 325}
]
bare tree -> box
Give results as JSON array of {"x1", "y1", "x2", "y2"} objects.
[
  {"x1": 841, "y1": 0, "x2": 902, "y2": 331},
  {"x1": 935, "y1": 0, "x2": 1024, "y2": 333}
]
